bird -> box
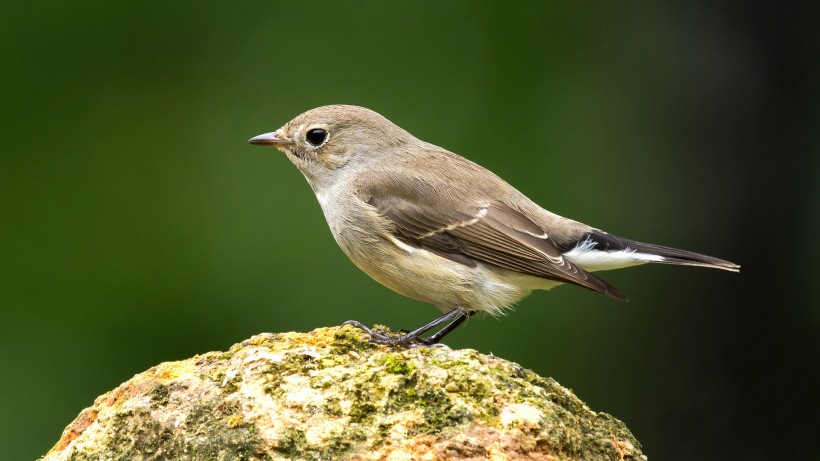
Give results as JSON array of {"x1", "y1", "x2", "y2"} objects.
[{"x1": 248, "y1": 105, "x2": 739, "y2": 346}]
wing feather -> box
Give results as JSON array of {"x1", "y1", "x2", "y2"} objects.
[{"x1": 361, "y1": 179, "x2": 626, "y2": 300}]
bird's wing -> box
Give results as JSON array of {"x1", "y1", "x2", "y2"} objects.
[{"x1": 359, "y1": 176, "x2": 626, "y2": 300}]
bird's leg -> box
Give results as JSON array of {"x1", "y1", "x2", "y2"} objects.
[
  {"x1": 416, "y1": 309, "x2": 475, "y2": 345},
  {"x1": 342, "y1": 307, "x2": 474, "y2": 347}
]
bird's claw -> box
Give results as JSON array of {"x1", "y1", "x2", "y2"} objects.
[{"x1": 341, "y1": 320, "x2": 427, "y2": 347}]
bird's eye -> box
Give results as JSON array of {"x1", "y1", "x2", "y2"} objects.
[{"x1": 305, "y1": 128, "x2": 328, "y2": 146}]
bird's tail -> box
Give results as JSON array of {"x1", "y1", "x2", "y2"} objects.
[
  {"x1": 562, "y1": 230, "x2": 740, "y2": 273},
  {"x1": 619, "y1": 238, "x2": 740, "y2": 272}
]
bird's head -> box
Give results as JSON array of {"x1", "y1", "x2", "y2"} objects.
[{"x1": 249, "y1": 105, "x2": 413, "y2": 188}]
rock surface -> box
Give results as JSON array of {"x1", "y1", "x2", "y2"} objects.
[{"x1": 43, "y1": 326, "x2": 646, "y2": 460}]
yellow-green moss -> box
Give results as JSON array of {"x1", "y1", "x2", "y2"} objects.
[{"x1": 381, "y1": 353, "x2": 416, "y2": 375}]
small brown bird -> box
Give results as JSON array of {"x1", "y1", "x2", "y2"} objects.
[{"x1": 249, "y1": 105, "x2": 739, "y2": 346}]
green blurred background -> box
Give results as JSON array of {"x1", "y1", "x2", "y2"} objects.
[{"x1": 2, "y1": 1, "x2": 818, "y2": 460}]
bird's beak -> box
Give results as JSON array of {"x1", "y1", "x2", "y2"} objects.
[{"x1": 248, "y1": 130, "x2": 289, "y2": 146}]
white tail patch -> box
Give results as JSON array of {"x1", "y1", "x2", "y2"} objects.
[{"x1": 563, "y1": 237, "x2": 664, "y2": 272}]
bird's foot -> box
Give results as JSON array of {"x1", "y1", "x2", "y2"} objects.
[
  {"x1": 341, "y1": 320, "x2": 427, "y2": 347},
  {"x1": 342, "y1": 308, "x2": 474, "y2": 348}
]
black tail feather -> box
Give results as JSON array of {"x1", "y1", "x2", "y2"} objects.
[
  {"x1": 567, "y1": 230, "x2": 740, "y2": 272},
  {"x1": 624, "y1": 239, "x2": 740, "y2": 272}
]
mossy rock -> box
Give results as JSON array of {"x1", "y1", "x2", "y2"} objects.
[{"x1": 42, "y1": 326, "x2": 645, "y2": 461}]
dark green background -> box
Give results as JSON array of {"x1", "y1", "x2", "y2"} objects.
[{"x1": 2, "y1": 2, "x2": 818, "y2": 460}]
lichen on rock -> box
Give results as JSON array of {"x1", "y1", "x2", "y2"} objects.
[{"x1": 43, "y1": 326, "x2": 646, "y2": 460}]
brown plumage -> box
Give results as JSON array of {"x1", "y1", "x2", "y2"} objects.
[{"x1": 249, "y1": 105, "x2": 739, "y2": 345}]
